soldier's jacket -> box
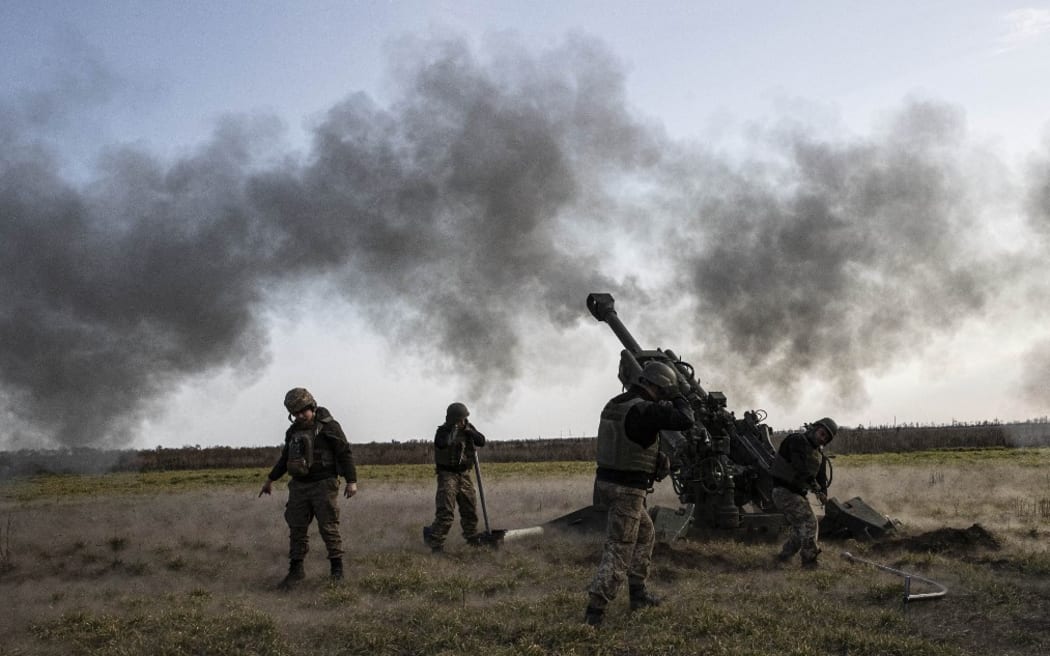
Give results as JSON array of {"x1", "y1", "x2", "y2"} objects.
[
  {"x1": 434, "y1": 422, "x2": 486, "y2": 472},
  {"x1": 268, "y1": 407, "x2": 357, "y2": 483},
  {"x1": 769, "y1": 431, "x2": 826, "y2": 495}
]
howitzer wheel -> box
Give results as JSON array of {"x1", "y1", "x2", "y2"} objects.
[{"x1": 698, "y1": 457, "x2": 728, "y2": 494}]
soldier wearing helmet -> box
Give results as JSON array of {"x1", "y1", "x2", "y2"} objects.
[
  {"x1": 769, "y1": 417, "x2": 838, "y2": 568},
  {"x1": 584, "y1": 359, "x2": 695, "y2": 628},
  {"x1": 423, "y1": 402, "x2": 487, "y2": 553},
  {"x1": 259, "y1": 387, "x2": 358, "y2": 588}
]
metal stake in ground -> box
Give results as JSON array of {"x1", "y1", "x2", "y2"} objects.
[
  {"x1": 473, "y1": 451, "x2": 506, "y2": 546},
  {"x1": 841, "y1": 551, "x2": 948, "y2": 610}
]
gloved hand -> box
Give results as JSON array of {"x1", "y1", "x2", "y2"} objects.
[{"x1": 465, "y1": 421, "x2": 486, "y2": 445}]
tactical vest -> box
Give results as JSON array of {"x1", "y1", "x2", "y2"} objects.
[
  {"x1": 596, "y1": 396, "x2": 659, "y2": 473},
  {"x1": 769, "y1": 432, "x2": 823, "y2": 491},
  {"x1": 286, "y1": 421, "x2": 336, "y2": 478},
  {"x1": 434, "y1": 427, "x2": 475, "y2": 469}
]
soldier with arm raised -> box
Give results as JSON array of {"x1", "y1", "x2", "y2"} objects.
[
  {"x1": 584, "y1": 361, "x2": 694, "y2": 628},
  {"x1": 423, "y1": 402, "x2": 487, "y2": 553}
]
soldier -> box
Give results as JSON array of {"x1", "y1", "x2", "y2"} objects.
[
  {"x1": 423, "y1": 402, "x2": 486, "y2": 553},
  {"x1": 259, "y1": 387, "x2": 357, "y2": 588},
  {"x1": 769, "y1": 417, "x2": 837, "y2": 568},
  {"x1": 584, "y1": 361, "x2": 695, "y2": 628}
]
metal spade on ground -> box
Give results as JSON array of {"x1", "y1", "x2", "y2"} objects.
[{"x1": 472, "y1": 451, "x2": 507, "y2": 547}]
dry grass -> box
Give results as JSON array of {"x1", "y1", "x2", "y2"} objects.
[
  {"x1": 834, "y1": 453, "x2": 1050, "y2": 546},
  {"x1": 0, "y1": 451, "x2": 1048, "y2": 655}
]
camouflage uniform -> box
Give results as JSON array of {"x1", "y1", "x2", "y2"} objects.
[
  {"x1": 425, "y1": 421, "x2": 486, "y2": 549},
  {"x1": 585, "y1": 388, "x2": 694, "y2": 621},
  {"x1": 772, "y1": 486, "x2": 819, "y2": 563},
  {"x1": 588, "y1": 480, "x2": 655, "y2": 605},
  {"x1": 769, "y1": 430, "x2": 827, "y2": 565},
  {"x1": 285, "y1": 477, "x2": 343, "y2": 560},
  {"x1": 267, "y1": 406, "x2": 357, "y2": 561}
]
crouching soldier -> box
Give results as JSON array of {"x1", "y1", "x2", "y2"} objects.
[
  {"x1": 423, "y1": 402, "x2": 486, "y2": 553},
  {"x1": 259, "y1": 387, "x2": 357, "y2": 588},
  {"x1": 770, "y1": 417, "x2": 837, "y2": 568}
]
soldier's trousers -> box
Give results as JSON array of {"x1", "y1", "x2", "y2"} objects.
[
  {"x1": 587, "y1": 480, "x2": 654, "y2": 610},
  {"x1": 285, "y1": 477, "x2": 343, "y2": 560},
  {"x1": 427, "y1": 470, "x2": 479, "y2": 546},
  {"x1": 772, "y1": 486, "x2": 819, "y2": 562}
]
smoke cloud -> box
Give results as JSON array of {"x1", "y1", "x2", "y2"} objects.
[
  {"x1": 1019, "y1": 340, "x2": 1050, "y2": 408},
  {"x1": 0, "y1": 33, "x2": 1045, "y2": 448},
  {"x1": 670, "y1": 101, "x2": 1015, "y2": 406},
  {"x1": 0, "y1": 35, "x2": 653, "y2": 448},
  {"x1": 1026, "y1": 135, "x2": 1050, "y2": 240},
  {"x1": 1017, "y1": 140, "x2": 1050, "y2": 402}
]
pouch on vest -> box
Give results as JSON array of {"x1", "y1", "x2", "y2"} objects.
[
  {"x1": 287, "y1": 426, "x2": 319, "y2": 477},
  {"x1": 435, "y1": 426, "x2": 467, "y2": 468}
]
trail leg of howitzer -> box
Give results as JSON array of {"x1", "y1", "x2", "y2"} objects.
[{"x1": 841, "y1": 551, "x2": 949, "y2": 604}]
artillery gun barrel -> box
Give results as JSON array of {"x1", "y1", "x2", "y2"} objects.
[{"x1": 586, "y1": 293, "x2": 642, "y2": 354}]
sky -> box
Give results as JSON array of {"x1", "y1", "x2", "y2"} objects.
[{"x1": 1, "y1": 1, "x2": 1049, "y2": 450}]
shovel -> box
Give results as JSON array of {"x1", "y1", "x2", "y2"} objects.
[{"x1": 472, "y1": 450, "x2": 506, "y2": 547}]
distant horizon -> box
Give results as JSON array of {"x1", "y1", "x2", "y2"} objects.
[{"x1": 3, "y1": 414, "x2": 1049, "y2": 454}]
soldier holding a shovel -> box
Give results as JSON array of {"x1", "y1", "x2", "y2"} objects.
[{"x1": 423, "y1": 402, "x2": 487, "y2": 553}]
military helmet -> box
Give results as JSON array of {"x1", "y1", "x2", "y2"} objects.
[
  {"x1": 639, "y1": 361, "x2": 678, "y2": 395},
  {"x1": 446, "y1": 402, "x2": 470, "y2": 422},
  {"x1": 812, "y1": 417, "x2": 839, "y2": 441},
  {"x1": 284, "y1": 387, "x2": 317, "y2": 414}
]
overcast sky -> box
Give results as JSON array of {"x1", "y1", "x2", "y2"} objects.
[{"x1": 2, "y1": 1, "x2": 1049, "y2": 450}]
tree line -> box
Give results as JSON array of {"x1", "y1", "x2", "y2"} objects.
[{"x1": 2, "y1": 420, "x2": 1049, "y2": 477}]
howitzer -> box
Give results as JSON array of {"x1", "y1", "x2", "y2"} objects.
[
  {"x1": 586, "y1": 292, "x2": 783, "y2": 535},
  {"x1": 516, "y1": 293, "x2": 894, "y2": 544},
  {"x1": 579, "y1": 292, "x2": 896, "y2": 541}
]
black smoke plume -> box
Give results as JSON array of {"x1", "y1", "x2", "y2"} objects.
[
  {"x1": 0, "y1": 35, "x2": 651, "y2": 448},
  {"x1": 670, "y1": 102, "x2": 1016, "y2": 406},
  {"x1": 0, "y1": 33, "x2": 1044, "y2": 448}
]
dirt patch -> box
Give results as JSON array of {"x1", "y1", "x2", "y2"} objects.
[
  {"x1": 652, "y1": 542, "x2": 756, "y2": 573},
  {"x1": 873, "y1": 523, "x2": 1001, "y2": 554}
]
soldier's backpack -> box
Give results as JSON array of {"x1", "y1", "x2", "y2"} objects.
[{"x1": 287, "y1": 424, "x2": 322, "y2": 477}]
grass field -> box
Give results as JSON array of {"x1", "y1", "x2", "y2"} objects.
[{"x1": 1, "y1": 451, "x2": 1048, "y2": 655}]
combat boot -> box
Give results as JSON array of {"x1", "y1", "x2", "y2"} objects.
[
  {"x1": 800, "y1": 547, "x2": 822, "y2": 569},
  {"x1": 629, "y1": 584, "x2": 662, "y2": 611},
  {"x1": 278, "y1": 559, "x2": 305, "y2": 590},
  {"x1": 329, "y1": 558, "x2": 344, "y2": 581},
  {"x1": 584, "y1": 605, "x2": 604, "y2": 627},
  {"x1": 423, "y1": 525, "x2": 444, "y2": 553}
]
